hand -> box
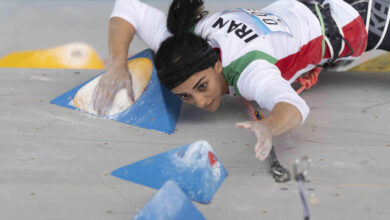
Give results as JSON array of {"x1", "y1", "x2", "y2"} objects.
[
  {"x1": 236, "y1": 120, "x2": 273, "y2": 161},
  {"x1": 92, "y1": 63, "x2": 134, "y2": 115}
]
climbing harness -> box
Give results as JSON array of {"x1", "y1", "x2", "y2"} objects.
[
  {"x1": 243, "y1": 99, "x2": 292, "y2": 183},
  {"x1": 294, "y1": 0, "x2": 359, "y2": 94},
  {"x1": 294, "y1": 156, "x2": 312, "y2": 220},
  {"x1": 300, "y1": 0, "x2": 355, "y2": 64}
]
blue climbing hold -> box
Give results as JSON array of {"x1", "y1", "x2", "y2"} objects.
[
  {"x1": 50, "y1": 49, "x2": 181, "y2": 134},
  {"x1": 133, "y1": 181, "x2": 206, "y2": 220},
  {"x1": 111, "y1": 140, "x2": 228, "y2": 204}
]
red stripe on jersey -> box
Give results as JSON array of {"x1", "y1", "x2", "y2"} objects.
[
  {"x1": 338, "y1": 17, "x2": 367, "y2": 57},
  {"x1": 276, "y1": 36, "x2": 324, "y2": 81},
  {"x1": 276, "y1": 16, "x2": 367, "y2": 81}
]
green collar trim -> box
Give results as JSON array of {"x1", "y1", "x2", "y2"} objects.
[{"x1": 222, "y1": 50, "x2": 277, "y2": 96}]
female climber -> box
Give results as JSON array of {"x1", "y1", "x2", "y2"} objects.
[{"x1": 92, "y1": 0, "x2": 390, "y2": 161}]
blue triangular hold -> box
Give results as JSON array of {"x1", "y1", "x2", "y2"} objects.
[
  {"x1": 133, "y1": 181, "x2": 206, "y2": 220},
  {"x1": 50, "y1": 49, "x2": 181, "y2": 134},
  {"x1": 111, "y1": 140, "x2": 228, "y2": 204}
]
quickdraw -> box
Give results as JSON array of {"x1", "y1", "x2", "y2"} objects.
[{"x1": 294, "y1": 156, "x2": 312, "y2": 220}]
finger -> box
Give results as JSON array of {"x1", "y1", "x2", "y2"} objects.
[
  {"x1": 126, "y1": 80, "x2": 135, "y2": 102},
  {"x1": 94, "y1": 89, "x2": 107, "y2": 116},
  {"x1": 92, "y1": 86, "x2": 102, "y2": 114},
  {"x1": 101, "y1": 92, "x2": 115, "y2": 116},
  {"x1": 254, "y1": 141, "x2": 263, "y2": 159},
  {"x1": 261, "y1": 138, "x2": 273, "y2": 159},
  {"x1": 255, "y1": 151, "x2": 264, "y2": 161},
  {"x1": 100, "y1": 101, "x2": 110, "y2": 116},
  {"x1": 94, "y1": 88, "x2": 113, "y2": 116},
  {"x1": 96, "y1": 100, "x2": 104, "y2": 116},
  {"x1": 256, "y1": 149, "x2": 268, "y2": 161},
  {"x1": 235, "y1": 121, "x2": 253, "y2": 130},
  {"x1": 254, "y1": 139, "x2": 270, "y2": 161},
  {"x1": 254, "y1": 141, "x2": 262, "y2": 153},
  {"x1": 258, "y1": 146, "x2": 271, "y2": 161}
]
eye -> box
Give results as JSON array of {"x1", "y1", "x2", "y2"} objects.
[
  {"x1": 199, "y1": 83, "x2": 207, "y2": 90},
  {"x1": 177, "y1": 93, "x2": 190, "y2": 100}
]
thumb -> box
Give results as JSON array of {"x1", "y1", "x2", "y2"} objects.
[
  {"x1": 126, "y1": 81, "x2": 135, "y2": 102},
  {"x1": 124, "y1": 71, "x2": 135, "y2": 102}
]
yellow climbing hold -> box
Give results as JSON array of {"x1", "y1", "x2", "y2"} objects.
[
  {"x1": 0, "y1": 42, "x2": 105, "y2": 69},
  {"x1": 349, "y1": 52, "x2": 390, "y2": 71}
]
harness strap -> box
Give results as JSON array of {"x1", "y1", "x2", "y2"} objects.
[
  {"x1": 314, "y1": 4, "x2": 326, "y2": 59},
  {"x1": 300, "y1": 0, "x2": 354, "y2": 63},
  {"x1": 295, "y1": 0, "x2": 356, "y2": 94}
]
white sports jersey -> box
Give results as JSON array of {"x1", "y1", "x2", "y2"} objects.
[{"x1": 111, "y1": 0, "x2": 367, "y2": 123}]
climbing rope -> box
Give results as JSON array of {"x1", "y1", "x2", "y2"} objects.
[{"x1": 295, "y1": 67, "x2": 322, "y2": 94}]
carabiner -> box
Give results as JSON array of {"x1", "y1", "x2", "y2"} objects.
[{"x1": 293, "y1": 156, "x2": 311, "y2": 181}]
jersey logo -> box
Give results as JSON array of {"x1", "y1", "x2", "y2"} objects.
[
  {"x1": 239, "y1": 8, "x2": 292, "y2": 36},
  {"x1": 212, "y1": 17, "x2": 259, "y2": 43},
  {"x1": 211, "y1": 9, "x2": 292, "y2": 44}
]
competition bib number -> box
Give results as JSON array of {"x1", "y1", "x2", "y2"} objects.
[{"x1": 240, "y1": 8, "x2": 292, "y2": 36}]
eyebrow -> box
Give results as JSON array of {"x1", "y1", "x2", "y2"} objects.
[
  {"x1": 174, "y1": 93, "x2": 186, "y2": 97},
  {"x1": 192, "y1": 76, "x2": 206, "y2": 90}
]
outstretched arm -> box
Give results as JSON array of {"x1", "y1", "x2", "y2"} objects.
[
  {"x1": 233, "y1": 60, "x2": 309, "y2": 161},
  {"x1": 236, "y1": 101, "x2": 303, "y2": 161},
  {"x1": 255, "y1": 101, "x2": 302, "y2": 136}
]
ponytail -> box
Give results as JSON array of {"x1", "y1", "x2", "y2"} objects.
[
  {"x1": 167, "y1": 0, "x2": 208, "y2": 35},
  {"x1": 156, "y1": 0, "x2": 219, "y2": 89}
]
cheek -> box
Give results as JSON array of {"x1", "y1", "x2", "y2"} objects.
[
  {"x1": 182, "y1": 98, "x2": 195, "y2": 106},
  {"x1": 210, "y1": 95, "x2": 222, "y2": 112},
  {"x1": 209, "y1": 81, "x2": 222, "y2": 97}
]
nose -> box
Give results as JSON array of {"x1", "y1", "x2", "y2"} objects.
[{"x1": 193, "y1": 94, "x2": 208, "y2": 109}]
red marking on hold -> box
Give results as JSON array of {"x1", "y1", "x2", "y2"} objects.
[{"x1": 208, "y1": 151, "x2": 218, "y2": 167}]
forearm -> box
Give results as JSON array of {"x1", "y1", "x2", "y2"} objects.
[
  {"x1": 260, "y1": 102, "x2": 303, "y2": 136},
  {"x1": 108, "y1": 17, "x2": 136, "y2": 67}
]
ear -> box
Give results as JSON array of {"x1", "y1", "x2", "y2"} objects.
[{"x1": 214, "y1": 60, "x2": 223, "y2": 74}]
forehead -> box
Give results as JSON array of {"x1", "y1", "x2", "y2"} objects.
[{"x1": 171, "y1": 69, "x2": 208, "y2": 93}]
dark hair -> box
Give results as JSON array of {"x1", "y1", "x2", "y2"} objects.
[{"x1": 155, "y1": 0, "x2": 219, "y2": 89}]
